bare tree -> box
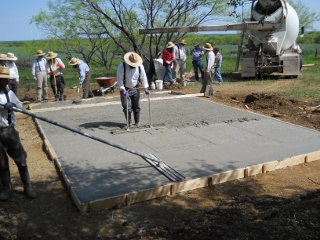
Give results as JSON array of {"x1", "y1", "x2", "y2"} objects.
[{"x1": 32, "y1": 0, "x2": 227, "y2": 79}]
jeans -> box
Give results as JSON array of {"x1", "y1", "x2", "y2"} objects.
[
  {"x1": 192, "y1": 60, "x2": 204, "y2": 81},
  {"x1": 213, "y1": 67, "x2": 223, "y2": 83},
  {"x1": 163, "y1": 65, "x2": 174, "y2": 84}
]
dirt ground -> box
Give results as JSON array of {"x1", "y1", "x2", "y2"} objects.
[{"x1": 1, "y1": 73, "x2": 320, "y2": 239}]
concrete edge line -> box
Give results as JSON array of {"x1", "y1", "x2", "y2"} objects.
[
  {"x1": 28, "y1": 93, "x2": 204, "y2": 113},
  {"x1": 33, "y1": 117, "x2": 85, "y2": 211},
  {"x1": 35, "y1": 110, "x2": 320, "y2": 213}
]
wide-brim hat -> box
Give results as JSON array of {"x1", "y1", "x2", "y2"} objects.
[
  {"x1": 179, "y1": 39, "x2": 186, "y2": 45},
  {"x1": 46, "y1": 51, "x2": 58, "y2": 59},
  {"x1": 203, "y1": 43, "x2": 213, "y2": 51},
  {"x1": 194, "y1": 42, "x2": 200, "y2": 47},
  {"x1": 124, "y1": 52, "x2": 143, "y2": 67},
  {"x1": 69, "y1": 57, "x2": 79, "y2": 65},
  {"x1": 0, "y1": 66, "x2": 10, "y2": 79},
  {"x1": 0, "y1": 53, "x2": 7, "y2": 61},
  {"x1": 166, "y1": 42, "x2": 175, "y2": 48},
  {"x1": 6, "y1": 52, "x2": 18, "y2": 61},
  {"x1": 36, "y1": 50, "x2": 46, "y2": 56}
]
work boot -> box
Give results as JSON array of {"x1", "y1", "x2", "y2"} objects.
[
  {"x1": 133, "y1": 112, "x2": 140, "y2": 127},
  {"x1": 55, "y1": 94, "x2": 59, "y2": 101},
  {"x1": 0, "y1": 169, "x2": 11, "y2": 201},
  {"x1": 18, "y1": 166, "x2": 37, "y2": 199}
]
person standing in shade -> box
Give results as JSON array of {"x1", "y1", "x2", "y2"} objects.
[
  {"x1": 190, "y1": 42, "x2": 205, "y2": 82},
  {"x1": 68, "y1": 57, "x2": 94, "y2": 99},
  {"x1": 0, "y1": 66, "x2": 37, "y2": 201},
  {"x1": 116, "y1": 52, "x2": 149, "y2": 127},
  {"x1": 31, "y1": 50, "x2": 49, "y2": 101},
  {"x1": 213, "y1": 48, "x2": 223, "y2": 84},
  {"x1": 5, "y1": 53, "x2": 19, "y2": 97},
  {"x1": 172, "y1": 39, "x2": 187, "y2": 83},
  {"x1": 162, "y1": 42, "x2": 175, "y2": 86},
  {"x1": 46, "y1": 51, "x2": 66, "y2": 101},
  {"x1": 200, "y1": 43, "x2": 215, "y2": 98}
]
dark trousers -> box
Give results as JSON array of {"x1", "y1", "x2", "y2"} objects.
[
  {"x1": 8, "y1": 79, "x2": 18, "y2": 97},
  {"x1": 192, "y1": 60, "x2": 204, "y2": 81},
  {"x1": 120, "y1": 88, "x2": 140, "y2": 114},
  {"x1": 50, "y1": 75, "x2": 65, "y2": 99},
  {"x1": 0, "y1": 127, "x2": 28, "y2": 179}
]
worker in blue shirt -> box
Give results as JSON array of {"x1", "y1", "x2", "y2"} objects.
[
  {"x1": 190, "y1": 42, "x2": 205, "y2": 82},
  {"x1": 69, "y1": 58, "x2": 94, "y2": 98}
]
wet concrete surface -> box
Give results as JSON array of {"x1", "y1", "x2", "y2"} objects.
[{"x1": 31, "y1": 92, "x2": 320, "y2": 206}]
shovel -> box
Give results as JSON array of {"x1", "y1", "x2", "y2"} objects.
[
  {"x1": 72, "y1": 86, "x2": 82, "y2": 104},
  {"x1": 1, "y1": 103, "x2": 185, "y2": 182}
]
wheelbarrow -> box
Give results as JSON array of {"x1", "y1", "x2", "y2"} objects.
[{"x1": 95, "y1": 77, "x2": 118, "y2": 96}]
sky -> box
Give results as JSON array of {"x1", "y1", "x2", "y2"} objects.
[{"x1": 1, "y1": 0, "x2": 320, "y2": 42}]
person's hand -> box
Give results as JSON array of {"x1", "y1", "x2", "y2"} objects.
[
  {"x1": 121, "y1": 89, "x2": 127, "y2": 97},
  {"x1": 33, "y1": 76, "x2": 37, "y2": 81},
  {"x1": 49, "y1": 71, "x2": 55, "y2": 76},
  {"x1": 4, "y1": 102, "x2": 17, "y2": 110},
  {"x1": 78, "y1": 84, "x2": 82, "y2": 88},
  {"x1": 56, "y1": 63, "x2": 64, "y2": 69},
  {"x1": 166, "y1": 60, "x2": 172, "y2": 64},
  {"x1": 144, "y1": 88, "x2": 149, "y2": 95}
]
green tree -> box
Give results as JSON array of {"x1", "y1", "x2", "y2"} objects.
[
  {"x1": 31, "y1": 0, "x2": 228, "y2": 79},
  {"x1": 287, "y1": 0, "x2": 320, "y2": 31}
]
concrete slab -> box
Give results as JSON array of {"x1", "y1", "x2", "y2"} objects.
[{"x1": 31, "y1": 92, "x2": 320, "y2": 212}]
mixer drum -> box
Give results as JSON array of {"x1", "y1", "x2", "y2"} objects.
[{"x1": 250, "y1": 0, "x2": 299, "y2": 54}]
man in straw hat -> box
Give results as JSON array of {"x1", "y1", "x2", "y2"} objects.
[
  {"x1": 5, "y1": 53, "x2": 20, "y2": 97},
  {"x1": 31, "y1": 50, "x2": 49, "y2": 101},
  {"x1": 69, "y1": 57, "x2": 94, "y2": 99},
  {"x1": 172, "y1": 39, "x2": 187, "y2": 84},
  {"x1": 46, "y1": 51, "x2": 66, "y2": 101},
  {"x1": 162, "y1": 42, "x2": 175, "y2": 86},
  {"x1": 116, "y1": 52, "x2": 149, "y2": 127},
  {"x1": 201, "y1": 43, "x2": 215, "y2": 98},
  {"x1": 190, "y1": 42, "x2": 205, "y2": 82},
  {"x1": 0, "y1": 66, "x2": 37, "y2": 201}
]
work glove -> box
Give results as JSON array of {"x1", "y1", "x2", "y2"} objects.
[
  {"x1": 33, "y1": 76, "x2": 37, "y2": 81},
  {"x1": 49, "y1": 71, "x2": 55, "y2": 76},
  {"x1": 4, "y1": 102, "x2": 17, "y2": 110},
  {"x1": 56, "y1": 63, "x2": 64, "y2": 69},
  {"x1": 78, "y1": 84, "x2": 82, "y2": 88},
  {"x1": 144, "y1": 88, "x2": 149, "y2": 95},
  {"x1": 121, "y1": 89, "x2": 127, "y2": 97}
]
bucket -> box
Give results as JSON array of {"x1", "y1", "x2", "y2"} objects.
[{"x1": 155, "y1": 80, "x2": 163, "y2": 90}]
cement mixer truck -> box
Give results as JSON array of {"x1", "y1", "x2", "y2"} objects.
[{"x1": 139, "y1": 0, "x2": 302, "y2": 78}]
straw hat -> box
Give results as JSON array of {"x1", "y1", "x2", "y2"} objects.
[
  {"x1": 6, "y1": 52, "x2": 18, "y2": 61},
  {"x1": 0, "y1": 66, "x2": 10, "y2": 79},
  {"x1": 36, "y1": 50, "x2": 46, "y2": 56},
  {"x1": 179, "y1": 39, "x2": 186, "y2": 45},
  {"x1": 166, "y1": 42, "x2": 175, "y2": 48},
  {"x1": 194, "y1": 42, "x2": 200, "y2": 47},
  {"x1": 203, "y1": 43, "x2": 213, "y2": 51},
  {"x1": 124, "y1": 52, "x2": 143, "y2": 67},
  {"x1": 0, "y1": 53, "x2": 7, "y2": 61},
  {"x1": 69, "y1": 57, "x2": 79, "y2": 65},
  {"x1": 46, "y1": 51, "x2": 58, "y2": 59}
]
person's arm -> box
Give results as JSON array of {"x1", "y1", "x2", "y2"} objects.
[
  {"x1": 139, "y1": 65, "x2": 149, "y2": 89},
  {"x1": 116, "y1": 63, "x2": 125, "y2": 91},
  {"x1": 78, "y1": 64, "x2": 86, "y2": 84},
  {"x1": 57, "y1": 58, "x2": 65, "y2": 69}
]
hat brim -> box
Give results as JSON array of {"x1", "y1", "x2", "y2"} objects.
[
  {"x1": 46, "y1": 53, "x2": 58, "y2": 59},
  {"x1": 36, "y1": 53, "x2": 46, "y2": 56},
  {"x1": 204, "y1": 47, "x2": 213, "y2": 50},
  {"x1": 0, "y1": 73, "x2": 10, "y2": 79},
  {"x1": 124, "y1": 52, "x2": 142, "y2": 67},
  {"x1": 7, "y1": 57, "x2": 18, "y2": 61},
  {"x1": 69, "y1": 59, "x2": 79, "y2": 65}
]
